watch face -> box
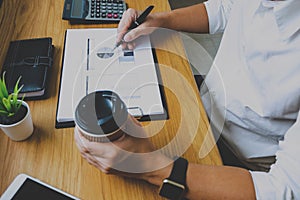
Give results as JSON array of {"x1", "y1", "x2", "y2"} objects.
[{"x1": 159, "y1": 180, "x2": 185, "y2": 199}]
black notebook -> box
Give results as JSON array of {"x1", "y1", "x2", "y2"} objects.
[{"x1": 1, "y1": 38, "x2": 54, "y2": 100}]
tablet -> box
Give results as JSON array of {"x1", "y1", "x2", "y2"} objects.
[{"x1": 0, "y1": 174, "x2": 80, "y2": 200}]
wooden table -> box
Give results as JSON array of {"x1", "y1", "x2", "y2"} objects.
[{"x1": 0, "y1": 0, "x2": 222, "y2": 199}]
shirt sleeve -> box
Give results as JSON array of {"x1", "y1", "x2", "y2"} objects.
[
  {"x1": 203, "y1": 0, "x2": 235, "y2": 34},
  {"x1": 250, "y1": 110, "x2": 300, "y2": 200}
]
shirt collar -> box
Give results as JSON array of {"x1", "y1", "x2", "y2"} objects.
[
  {"x1": 252, "y1": 0, "x2": 300, "y2": 40},
  {"x1": 273, "y1": 0, "x2": 300, "y2": 40}
]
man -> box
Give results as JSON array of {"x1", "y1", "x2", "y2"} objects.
[{"x1": 75, "y1": 0, "x2": 300, "y2": 199}]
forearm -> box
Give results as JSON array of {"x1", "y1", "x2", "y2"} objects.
[
  {"x1": 145, "y1": 163, "x2": 256, "y2": 199},
  {"x1": 161, "y1": 4, "x2": 209, "y2": 33},
  {"x1": 185, "y1": 164, "x2": 256, "y2": 199}
]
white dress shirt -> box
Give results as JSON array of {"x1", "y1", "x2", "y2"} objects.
[{"x1": 202, "y1": 0, "x2": 300, "y2": 199}]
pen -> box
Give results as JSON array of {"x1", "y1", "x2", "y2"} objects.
[{"x1": 112, "y1": 5, "x2": 154, "y2": 51}]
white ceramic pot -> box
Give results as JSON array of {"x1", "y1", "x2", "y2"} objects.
[{"x1": 0, "y1": 101, "x2": 34, "y2": 141}]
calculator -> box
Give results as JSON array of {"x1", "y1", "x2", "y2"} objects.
[{"x1": 62, "y1": 0, "x2": 127, "y2": 24}]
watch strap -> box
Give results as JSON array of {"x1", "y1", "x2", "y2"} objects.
[
  {"x1": 159, "y1": 157, "x2": 188, "y2": 200},
  {"x1": 168, "y1": 157, "x2": 188, "y2": 186}
]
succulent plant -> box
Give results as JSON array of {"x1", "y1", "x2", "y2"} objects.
[{"x1": 0, "y1": 72, "x2": 24, "y2": 117}]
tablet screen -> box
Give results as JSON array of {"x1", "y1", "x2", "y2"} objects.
[{"x1": 12, "y1": 178, "x2": 76, "y2": 200}]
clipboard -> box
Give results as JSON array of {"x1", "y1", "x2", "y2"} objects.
[{"x1": 55, "y1": 29, "x2": 168, "y2": 128}]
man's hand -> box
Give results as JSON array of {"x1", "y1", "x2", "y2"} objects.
[
  {"x1": 117, "y1": 8, "x2": 166, "y2": 49},
  {"x1": 74, "y1": 124, "x2": 172, "y2": 182}
]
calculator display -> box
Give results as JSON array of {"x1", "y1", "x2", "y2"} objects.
[{"x1": 71, "y1": 0, "x2": 83, "y2": 17}]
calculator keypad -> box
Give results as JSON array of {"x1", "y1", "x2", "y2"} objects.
[{"x1": 89, "y1": 0, "x2": 125, "y2": 21}]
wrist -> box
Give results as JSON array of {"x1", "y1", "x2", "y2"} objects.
[
  {"x1": 141, "y1": 156, "x2": 173, "y2": 186},
  {"x1": 155, "y1": 11, "x2": 173, "y2": 29},
  {"x1": 163, "y1": 10, "x2": 181, "y2": 30}
]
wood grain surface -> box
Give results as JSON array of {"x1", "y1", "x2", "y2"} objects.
[{"x1": 0, "y1": 0, "x2": 222, "y2": 199}]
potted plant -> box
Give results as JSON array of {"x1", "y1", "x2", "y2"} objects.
[{"x1": 0, "y1": 72, "x2": 34, "y2": 141}]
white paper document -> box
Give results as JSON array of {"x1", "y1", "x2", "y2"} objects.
[{"x1": 57, "y1": 28, "x2": 166, "y2": 124}]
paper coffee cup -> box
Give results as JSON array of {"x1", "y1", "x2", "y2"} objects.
[{"x1": 74, "y1": 91, "x2": 129, "y2": 142}]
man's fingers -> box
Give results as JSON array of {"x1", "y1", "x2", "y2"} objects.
[
  {"x1": 117, "y1": 8, "x2": 138, "y2": 42},
  {"x1": 74, "y1": 127, "x2": 90, "y2": 153},
  {"x1": 74, "y1": 127, "x2": 120, "y2": 158}
]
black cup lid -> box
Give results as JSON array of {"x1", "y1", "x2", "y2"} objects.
[{"x1": 75, "y1": 91, "x2": 128, "y2": 135}]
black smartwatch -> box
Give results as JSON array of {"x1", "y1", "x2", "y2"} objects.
[{"x1": 159, "y1": 157, "x2": 188, "y2": 200}]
